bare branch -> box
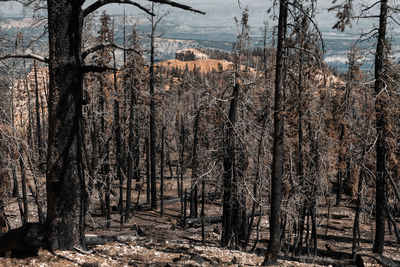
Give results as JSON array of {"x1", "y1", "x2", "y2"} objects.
[
  {"x1": 287, "y1": 1, "x2": 325, "y2": 54},
  {"x1": 354, "y1": 15, "x2": 380, "y2": 19},
  {"x1": 82, "y1": 43, "x2": 141, "y2": 60},
  {"x1": 147, "y1": 0, "x2": 205, "y2": 14},
  {"x1": 0, "y1": 54, "x2": 48, "y2": 63},
  {"x1": 360, "y1": 1, "x2": 380, "y2": 15},
  {"x1": 83, "y1": 0, "x2": 154, "y2": 17},
  {"x1": 388, "y1": 15, "x2": 400, "y2": 26}
]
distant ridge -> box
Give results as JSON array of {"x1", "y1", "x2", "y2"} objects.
[{"x1": 156, "y1": 59, "x2": 234, "y2": 73}]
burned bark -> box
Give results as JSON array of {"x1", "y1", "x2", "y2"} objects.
[{"x1": 263, "y1": 0, "x2": 287, "y2": 264}]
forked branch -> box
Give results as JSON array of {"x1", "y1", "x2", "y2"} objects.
[{"x1": 83, "y1": 0, "x2": 154, "y2": 17}]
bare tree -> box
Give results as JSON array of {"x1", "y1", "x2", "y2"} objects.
[{"x1": 263, "y1": 0, "x2": 287, "y2": 264}]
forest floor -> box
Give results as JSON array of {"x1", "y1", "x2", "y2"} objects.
[{"x1": 1, "y1": 177, "x2": 400, "y2": 266}]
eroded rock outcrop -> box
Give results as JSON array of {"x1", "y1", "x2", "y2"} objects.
[{"x1": 175, "y1": 48, "x2": 209, "y2": 61}]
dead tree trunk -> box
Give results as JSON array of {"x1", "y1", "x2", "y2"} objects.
[
  {"x1": 221, "y1": 82, "x2": 239, "y2": 247},
  {"x1": 160, "y1": 125, "x2": 165, "y2": 216},
  {"x1": 113, "y1": 51, "x2": 123, "y2": 222},
  {"x1": 45, "y1": 0, "x2": 86, "y2": 250},
  {"x1": 33, "y1": 60, "x2": 43, "y2": 161},
  {"x1": 352, "y1": 166, "x2": 364, "y2": 258},
  {"x1": 19, "y1": 150, "x2": 28, "y2": 224},
  {"x1": 125, "y1": 58, "x2": 137, "y2": 222},
  {"x1": 336, "y1": 125, "x2": 345, "y2": 207},
  {"x1": 149, "y1": 3, "x2": 157, "y2": 210},
  {"x1": 221, "y1": 9, "x2": 249, "y2": 249},
  {"x1": 263, "y1": 0, "x2": 287, "y2": 264},
  {"x1": 373, "y1": 0, "x2": 388, "y2": 255},
  {"x1": 145, "y1": 137, "x2": 150, "y2": 204},
  {"x1": 190, "y1": 109, "x2": 200, "y2": 218}
]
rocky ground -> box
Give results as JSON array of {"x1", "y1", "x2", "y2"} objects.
[{"x1": 1, "y1": 177, "x2": 400, "y2": 266}]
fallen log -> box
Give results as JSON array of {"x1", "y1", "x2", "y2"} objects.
[{"x1": 0, "y1": 223, "x2": 44, "y2": 258}]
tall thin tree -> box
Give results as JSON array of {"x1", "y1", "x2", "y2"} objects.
[{"x1": 263, "y1": 0, "x2": 288, "y2": 264}]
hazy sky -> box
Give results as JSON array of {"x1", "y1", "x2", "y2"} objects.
[{"x1": 0, "y1": 0, "x2": 378, "y2": 33}]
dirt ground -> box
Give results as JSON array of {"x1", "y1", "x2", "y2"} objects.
[{"x1": 1, "y1": 176, "x2": 400, "y2": 266}]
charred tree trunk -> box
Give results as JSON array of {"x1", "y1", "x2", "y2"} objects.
[
  {"x1": 12, "y1": 166, "x2": 24, "y2": 221},
  {"x1": 221, "y1": 10, "x2": 250, "y2": 248},
  {"x1": 336, "y1": 125, "x2": 345, "y2": 207},
  {"x1": 221, "y1": 81, "x2": 239, "y2": 247},
  {"x1": 201, "y1": 179, "x2": 205, "y2": 245},
  {"x1": 190, "y1": 109, "x2": 200, "y2": 218},
  {"x1": 352, "y1": 166, "x2": 364, "y2": 258},
  {"x1": 263, "y1": 0, "x2": 287, "y2": 264},
  {"x1": 113, "y1": 51, "x2": 123, "y2": 222},
  {"x1": 145, "y1": 137, "x2": 150, "y2": 204},
  {"x1": 179, "y1": 116, "x2": 186, "y2": 217},
  {"x1": 149, "y1": 3, "x2": 157, "y2": 210},
  {"x1": 125, "y1": 61, "x2": 137, "y2": 222},
  {"x1": 160, "y1": 125, "x2": 165, "y2": 216},
  {"x1": 45, "y1": 0, "x2": 85, "y2": 250},
  {"x1": 19, "y1": 150, "x2": 28, "y2": 224},
  {"x1": 180, "y1": 116, "x2": 185, "y2": 200},
  {"x1": 105, "y1": 165, "x2": 111, "y2": 229},
  {"x1": 373, "y1": 0, "x2": 388, "y2": 255},
  {"x1": 295, "y1": 45, "x2": 305, "y2": 256},
  {"x1": 134, "y1": 126, "x2": 140, "y2": 191}
]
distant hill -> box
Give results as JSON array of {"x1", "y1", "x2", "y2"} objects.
[{"x1": 156, "y1": 58, "x2": 230, "y2": 73}]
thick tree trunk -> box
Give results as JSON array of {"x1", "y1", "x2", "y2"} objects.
[
  {"x1": 263, "y1": 0, "x2": 287, "y2": 264},
  {"x1": 373, "y1": 0, "x2": 388, "y2": 255},
  {"x1": 221, "y1": 81, "x2": 239, "y2": 248},
  {"x1": 45, "y1": 0, "x2": 85, "y2": 250}
]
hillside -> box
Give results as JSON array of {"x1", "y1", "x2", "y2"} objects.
[{"x1": 2, "y1": 3, "x2": 400, "y2": 266}]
